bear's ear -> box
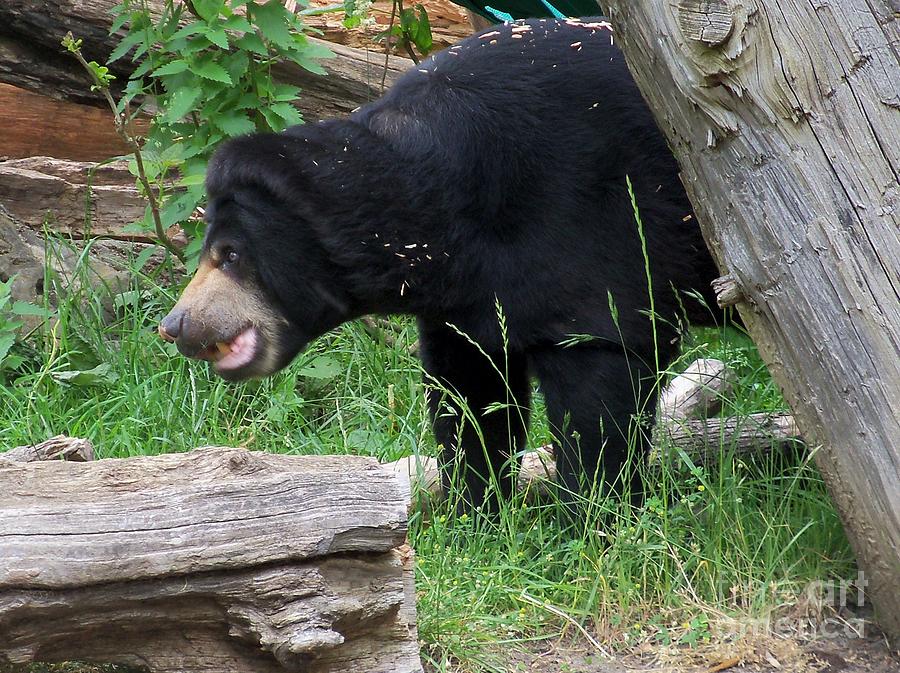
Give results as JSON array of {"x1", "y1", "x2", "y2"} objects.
[{"x1": 205, "y1": 133, "x2": 310, "y2": 204}]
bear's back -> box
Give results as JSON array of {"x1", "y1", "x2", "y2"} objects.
[{"x1": 352, "y1": 19, "x2": 680, "y2": 223}]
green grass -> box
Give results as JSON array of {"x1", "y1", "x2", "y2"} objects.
[{"x1": 0, "y1": 241, "x2": 853, "y2": 672}]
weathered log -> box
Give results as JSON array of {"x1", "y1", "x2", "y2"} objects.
[
  {"x1": 0, "y1": 83, "x2": 150, "y2": 162},
  {"x1": 0, "y1": 156, "x2": 154, "y2": 241},
  {"x1": 656, "y1": 412, "x2": 802, "y2": 464},
  {"x1": 605, "y1": 0, "x2": 900, "y2": 640},
  {"x1": 0, "y1": 207, "x2": 142, "y2": 316},
  {"x1": 304, "y1": 0, "x2": 474, "y2": 52},
  {"x1": 711, "y1": 274, "x2": 743, "y2": 309},
  {"x1": 0, "y1": 0, "x2": 413, "y2": 131},
  {"x1": 0, "y1": 447, "x2": 422, "y2": 673},
  {"x1": 1, "y1": 434, "x2": 93, "y2": 463},
  {"x1": 658, "y1": 358, "x2": 736, "y2": 421}
]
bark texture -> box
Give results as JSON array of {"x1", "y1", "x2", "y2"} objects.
[
  {"x1": 0, "y1": 0, "x2": 411, "y2": 126},
  {"x1": 0, "y1": 446, "x2": 422, "y2": 673},
  {"x1": 0, "y1": 157, "x2": 153, "y2": 241},
  {"x1": 0, "y1": 435, "x2": 94, "y2": 463},
  {"x1": 604, "y1": 0, "x2": 900, "y2": 640}
]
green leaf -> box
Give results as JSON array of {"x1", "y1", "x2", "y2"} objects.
[
  {"x1": 252, "y1": 1, "x2": 294, "y2": 49},
  {"x1": 131, "y1": 245, "x2": 158, "y2": 275},
  {"x1": 233, "y1": 92, "x2": 260, "y2": 109},
  {"x1": 192, "y1": 0, "x2": 225, "y2": 21},
  {"x1": 2, "y1": 354, "x2": 24, "y2": 371},
  {"x1": 163, "y1": 85, "x2": 202, "y2": 123},
  {"x1": 235, "y1": 31, "x2": 268, "y2": 55},
  {"x1": 51, "y1": 363, "x2": 119, "y2": 388},
  {"x1": 0, "y1": 333, "x2": 15, "y2": 365},
  {"x1": 169, "y1": 21, "x2": 207, "y2": 41},
  {"x1": 179, "y1": 35, "x2": 215, "y2": 55},
  {"x1": 109, "y1": 10, "x2": 131, "y2": 35},
  {"x1": 113, "y1": 290, "x2": 141, "y2": 311},
  {"x1": 222, "y1": 14, "x2": 253, "y2": 31},
  {"x1": 63, "y1": 334, "x2": 103, "y2": 371},
  {"x1": 205, "y1": 25, "x2": 229, "y2": 48},
  {"x1": 178, "y1": 173, "x2": 206, "y2": 187},
  {"x1": 287, "y1": 52, "x2": 328, "y2": 76},
  {"x1": 298, "y1": 355, "x2": 341, "y2": 380},
  {"x1": 130, "y1": 59, "x2": 155, "y2": 79},
  {"x1": 412, "y1": 5, "x2": 432, "y2": 53},
  {"x1": 190, "y1": 59, "x2": 233, "y2": 84},
  {"x1": 11, "y1": 301, "x2": 52, "y2": 317},
  {"x1": 399, "y1": 8, "x2": 418, "y2": 37},
  {"x1": 223, "y1": 50, "x2": 250, "y2": 81},
  {"x1": 215, "y1": 111, "x2": 256, "y2": 136},
  {"x1": 268, "y1": 102, "x2": 302, "y2": 125},
  {"x1": 160, "y1": 191, "x2": 202, "y2": 228},
  {"x1": 152, "y1": 59, "x2": 190, "y2": 76},
  {"x1": 160, "y1": 142, "x2": 184, "y2": 165},
  {"x1": 271, "y1": 83, "x2": 300, "y2": 101},
  {"x1": 259, "y1": 106, "x2": 283, "y2": 131},
  {"x1": 107, "y1": 31, "x2": 144, "y2": 63},
  {"x1": 301, "y1": 40, "x2": 335, "y2": 60}
]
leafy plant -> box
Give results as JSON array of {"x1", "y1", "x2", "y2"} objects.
[
  {"x1": 66, "y1": 1, "x2": 332, "y2": 269},
  {"x1": 0, "y1": 277, "x2": 50, "y2": 378},
  {"x1": 376, "y1": 0, "x2": 433, "y2": 63}
]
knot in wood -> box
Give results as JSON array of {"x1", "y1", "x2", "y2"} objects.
[{"x1": 676, "y1": 0, "x2": 735, "y2": 46}]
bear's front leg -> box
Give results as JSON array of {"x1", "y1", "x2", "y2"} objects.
[
  {"x1": 531, "y1": 343, "x2": 658, "y2": 507},
  {"x1": 418, "y1": 320, "x2": 531, "y2": 513}
]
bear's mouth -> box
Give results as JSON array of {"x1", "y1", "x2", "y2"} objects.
[{"x1": 195, "y1": 326, "x2": 261, "y2": 373}]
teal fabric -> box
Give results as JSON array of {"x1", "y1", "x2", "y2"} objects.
[{"x1": 457, "y1": 0, "x2": 602, "y2": 21}]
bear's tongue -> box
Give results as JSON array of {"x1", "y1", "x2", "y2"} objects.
[{"x1": 213, "y1": 327, "x2": 259, "y2": 372}]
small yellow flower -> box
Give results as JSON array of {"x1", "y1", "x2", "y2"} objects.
[{"x1": 697, "y1": 484, "x2": 705, "y2": 492}]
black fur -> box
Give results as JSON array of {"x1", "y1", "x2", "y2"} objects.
[{"x1": 202, "y1": 18, "x2": 720, "y2": 508}]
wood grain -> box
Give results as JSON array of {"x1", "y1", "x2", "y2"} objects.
[
  {"x1": 0, "y1": 446, "x2": 421, "y2": 672},
  {"x1": 605, "y1": 0, "x2": 900, "y2": 640},
  {"x1": 0, "y1": 84, "x2": 144, "y2": 161}
]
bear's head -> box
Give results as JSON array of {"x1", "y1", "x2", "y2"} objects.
[{"x1": 158, "y1": 126, "x2": 368, "y2": 381}]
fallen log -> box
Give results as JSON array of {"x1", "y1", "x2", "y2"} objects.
[
  {"x1": 655, "y1": 412, "x2": 802, "y2": 465},
  {"x1": 0, "y1": 434, "x2": 94, "y2": 463},
  {"x1": 0, "y1": 83, "x2": 148, "y2": 162},
  {"x1": 0, "y1": 156, "x2": 156, "y2": 241},
  {"x1": 0, "y1": 0, "x2": 414, "y2": 133},
  {"x1": 657, "y1": 358, "x2": 736, "y2": 422},
  {"x1": 0, "y1": 446, "x2": 422, "y2": 673}
]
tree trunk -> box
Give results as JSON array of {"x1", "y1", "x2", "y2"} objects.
[
  {"x1": 0, "y1": 446, "x2": 422, "y2": 673},
  {"x1": 601, "y1": 1, "x2": 900, "y2": 641}
]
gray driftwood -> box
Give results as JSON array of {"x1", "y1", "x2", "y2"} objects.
[
  {"x1": 656, "y1": 412, "x2": 801, "y2": 465},
  {"x1": 1, "y1": 434, "x2": 93, "y2": 463},
  {"x1": 605, "y1": 0, "x2": 900, "y2": 641},
  {"x1": 0, "y1": 446, "x2": 422, "y2": 673},
  {"x1": 657, "y1": 358, "x2": 736, "y2": 421}
]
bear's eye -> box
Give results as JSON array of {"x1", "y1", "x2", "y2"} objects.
[{"x1": 222, "y1": 249, "x2": 239, "y2": 266}]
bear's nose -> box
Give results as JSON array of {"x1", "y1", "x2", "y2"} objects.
[{"x1": 158, "y1": 311, "x2": 183, "y2": 342}]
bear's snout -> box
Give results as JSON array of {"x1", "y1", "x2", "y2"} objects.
[
  {"x1": 158, "y1": 311, "x2": 182, "y2": 343},
  {"x1": 158, "y1": 310, "x2": 219, "y2": 361}
]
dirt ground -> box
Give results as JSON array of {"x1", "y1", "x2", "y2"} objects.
[
  {"x1": 7, "y1": 613, "x2": 899, "y2": 673},
  {"x1": 504, "y1": 629, "x2": 899, "y2": 673}
]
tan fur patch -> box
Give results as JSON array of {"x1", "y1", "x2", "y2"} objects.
[{"x1": 169, "y1": 257, "x2": 289, "y2": 374}]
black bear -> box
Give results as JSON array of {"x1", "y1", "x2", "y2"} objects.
[{"x1": 159, "y1": 18, "x2": 720, "y2": 509}]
